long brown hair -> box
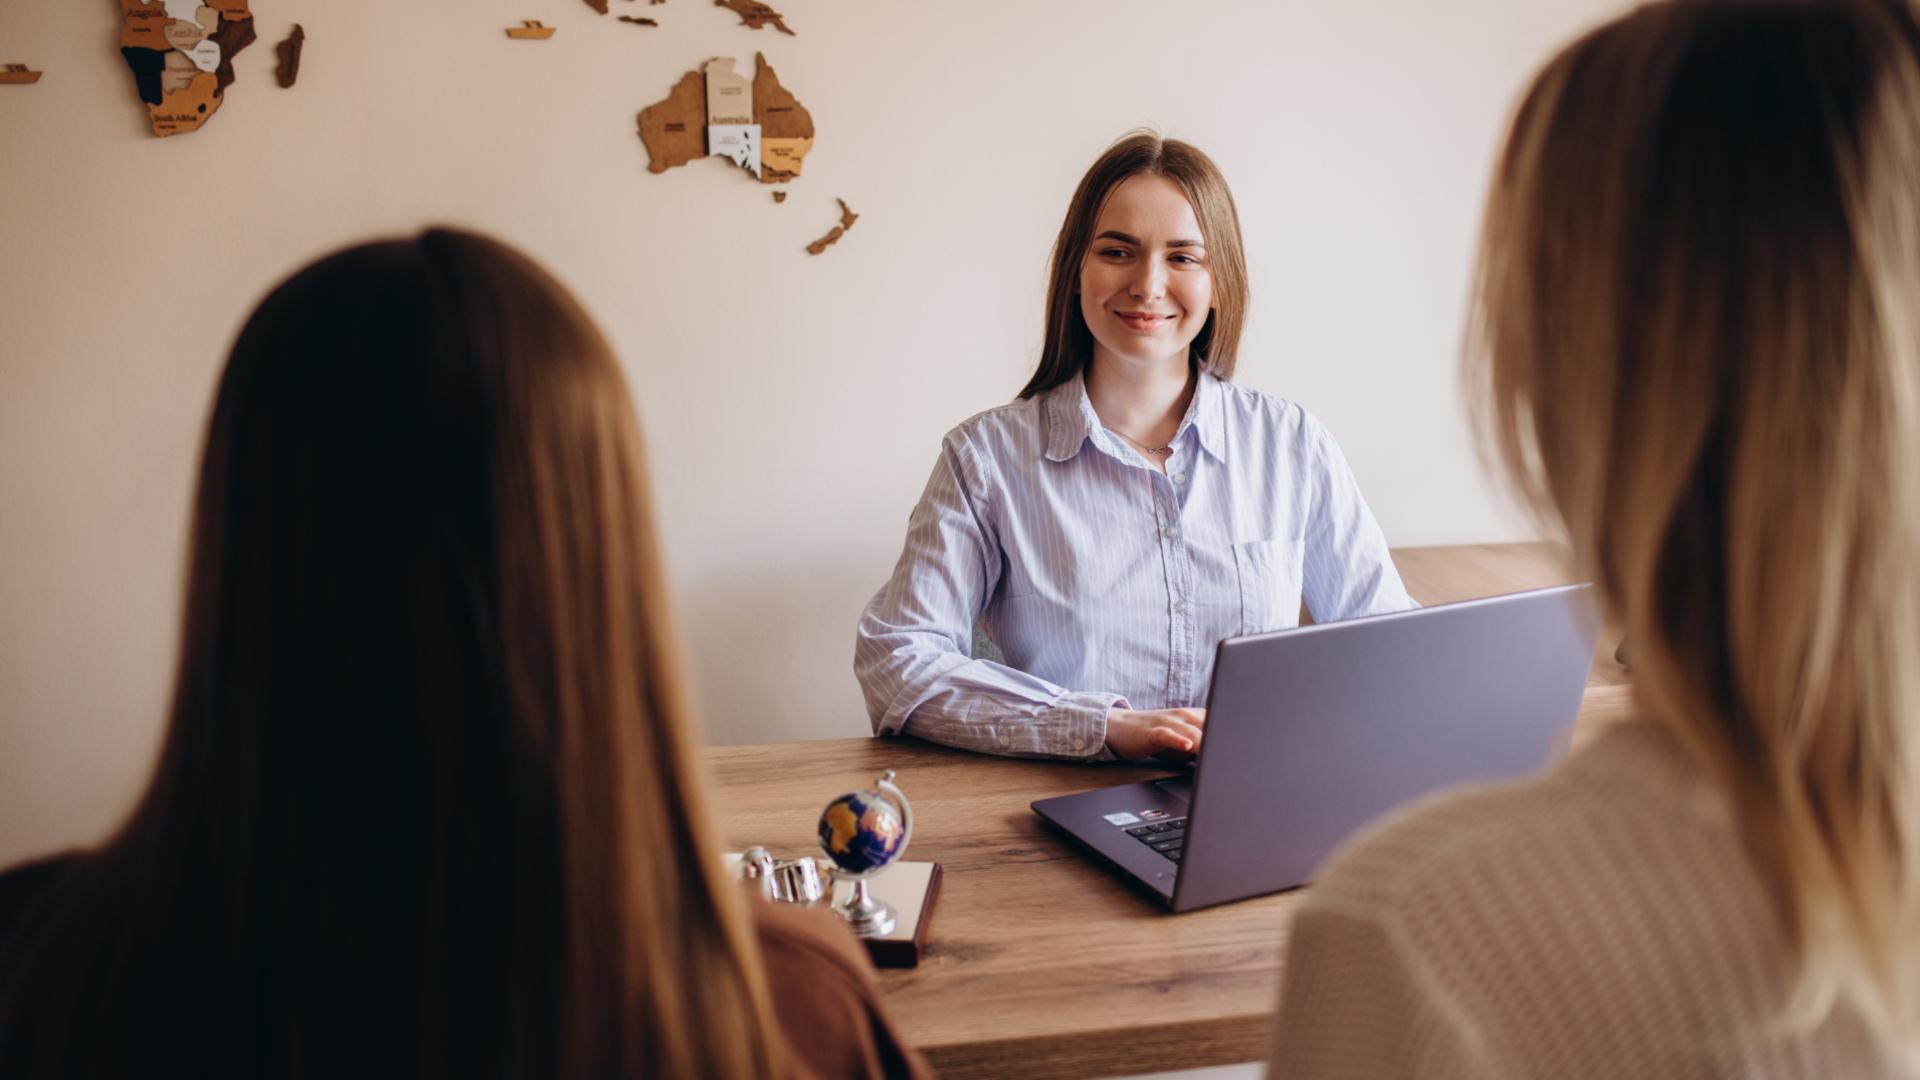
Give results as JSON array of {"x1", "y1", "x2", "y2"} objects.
[
  {"x1": 1019, "y1": 131, "x2": 1250, "y2": 399},
  {"x1": 1471, "y1": 0, "x2": 1920, "y2": 1053},
  {"x1": 0, "y1": 229, "x2": 781, "y2": 1078}
]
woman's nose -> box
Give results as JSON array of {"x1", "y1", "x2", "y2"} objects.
[{"x1": 1129, "y1": 257, "x2": 1168, "y2": 300}]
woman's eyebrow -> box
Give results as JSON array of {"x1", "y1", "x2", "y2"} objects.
[{"x1": 1093, "y1": 229, "x2": 1205, "y2": 247}]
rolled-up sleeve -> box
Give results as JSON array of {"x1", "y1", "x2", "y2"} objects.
[{"x1": 853, "y1": 431, "x2": 1123, "y2": 759}]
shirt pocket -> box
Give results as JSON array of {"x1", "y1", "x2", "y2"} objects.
[{"x1": 1234, "y1": 539, "x2": 1306, "y2": 636}]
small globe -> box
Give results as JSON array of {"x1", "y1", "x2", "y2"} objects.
[{"x1": 817, "y1": 790, "x2": 906, "y2": 876}]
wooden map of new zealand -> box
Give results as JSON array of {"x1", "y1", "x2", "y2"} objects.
[
  {"x1": 637, "y1": 53, "x2": 813, "y2": 184},
  {"x1": 118, "y1": 0, "x2": 256, "y2": 137}
]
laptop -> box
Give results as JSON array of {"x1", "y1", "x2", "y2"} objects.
[{"x1": 1030, "y1": 584, "x2": 1599, "y2": 912}]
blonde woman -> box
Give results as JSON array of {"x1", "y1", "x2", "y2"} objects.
[
  {"x1": 0, "y1": 230, "x2": 926, "y2": 1079},
  {"x1": 1269, "y1": 0, "x2": 1920, "y2": 1074}
]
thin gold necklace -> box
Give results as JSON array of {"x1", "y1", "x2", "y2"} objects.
[{"x1": 1112, "y1": 428, "x2": 1174, "y2": 457}]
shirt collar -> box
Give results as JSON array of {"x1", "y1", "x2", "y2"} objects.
[
  {"x1": 1185, "y1": 371, "x2": 1227, "y2": 463},
  {"x1": 1040, "y1": 369, "x2": 1227, "y2": 464}
]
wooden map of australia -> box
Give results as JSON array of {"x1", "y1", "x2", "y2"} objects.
[
  {"x1": 637, "y1": 53, "x2": 813, "y2": 184},
  {"x1": 118, "y1": 0, "x2": 256, "y2": 137}
]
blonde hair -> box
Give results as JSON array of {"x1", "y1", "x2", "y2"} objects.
[
  {"x1": 0, "y1": 230, "x2": 780, "y2": 1078},
  {"x1": 1020, "y1": 130, "x2": 1250, "y2": 398},
  {"x1": 1472, "y1": 0, "x2": 1920, "y2": 1054}
]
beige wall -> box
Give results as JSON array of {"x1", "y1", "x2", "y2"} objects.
[{"x1": 0, "y1": 0, "x2": 1617, "y2": 866}]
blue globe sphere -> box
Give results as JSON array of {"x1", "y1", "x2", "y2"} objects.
[{"x1": 817, "y1": 791, "x2": 906, "y2": 875}]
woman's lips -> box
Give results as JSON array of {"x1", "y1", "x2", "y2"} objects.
[{"x1": 1115, "y1": 312, "x2": 1173, "y2": 332}]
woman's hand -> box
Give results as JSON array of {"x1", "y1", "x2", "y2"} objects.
[{"x1": 1103, "y1": 707, "x2": 1207, "y2": 762}]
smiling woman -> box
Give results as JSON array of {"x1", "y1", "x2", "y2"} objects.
[
  {"x1": 853, "y1": 132, "x2": 1417, "y2": 765},
  {"x1": 1023, "y1": 136, "x2": 1246, "y2": 406},
  {"x1": 1075, "y1": 174, "x2": 1220, "y2": 445}
]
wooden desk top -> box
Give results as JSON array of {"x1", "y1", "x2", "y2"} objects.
[{"x1": 705, "y1": 543, "x2": 1632, "y2": 1078}]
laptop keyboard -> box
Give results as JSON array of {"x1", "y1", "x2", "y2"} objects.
[{"x1": 1125, "y1": 818, "x2": 1189, "y2": 862}]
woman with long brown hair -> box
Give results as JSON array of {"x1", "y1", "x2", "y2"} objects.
[
  {"x1": 855, "y1": 132, "x2": 1415, "y2": 765},
  {"x1": 1271, "y1": 0, "x2": 1920, "y2": 1074},
  {"x1": 0, "y1": 229, "x2": 925, "y2": 1079}
]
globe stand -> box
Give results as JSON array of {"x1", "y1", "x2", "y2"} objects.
[
  {"x1": 834, "y1": 877, "x2": 897, "y2": 937},
  {"x1": 819, "y1": 769, "x2": 915, "y2": 941}
]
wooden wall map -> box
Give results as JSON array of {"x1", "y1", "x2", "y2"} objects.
[
  {"x1": 119, "y1": 0, "x2": 256, "y2": 137},
  {"x1": 637, "y1": 53, "x2": 813, "y2": 183},
  {"x1": 587, "y1": 0, "x2": 667, "y2": 13},
  {"x1": 274, "y1": 24, "x2": 304, "y2": 88},
  {"x1": 714, "y1": 0, "x2": 795, "y2": 35},
  {"x1": 587, "y1": 0, "x2": 788, "y2": 31},
  {"x1": 806, "y1": 199, "x2": 857, "y2": 255}
]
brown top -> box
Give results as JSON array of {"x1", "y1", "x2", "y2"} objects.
[
  {"x1": 0, "y1": 851, "x2": 66, "y2": 930},
  {"x1": 750, "y1": 899, "x2": 931, "y2": 1079},
  {"x1": 0, "y1": 855, "x2": 927, "y2": 1079}
]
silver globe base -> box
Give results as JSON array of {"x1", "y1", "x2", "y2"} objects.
[{"x1": 833, "y1": 878, "x2": 897, "y2": 938}]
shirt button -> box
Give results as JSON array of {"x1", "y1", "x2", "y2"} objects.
[
  {"x1": 1173, "y1": 474, "x2": 1186, "y2": 485},
  {"x1": 997, "y1": 734, "x2": 1011, "y2": 748},
  {"x1": 1163, "y1": 526, "x2": 1178, "y2": 540},
  {"x1": 1174, "y1": 600, "x2": 1187, "y2": 615},
  {"x1": 1073, "y1": 736, "x2": 1087, "y2": 751}
]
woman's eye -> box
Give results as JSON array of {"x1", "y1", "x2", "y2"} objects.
[
  {"x1": 1099, "y1": 247, "x2": 1132, "y2": 259},
  {"x1": 1171, "y1": 253, "x2": 1203, "y2": 265}
]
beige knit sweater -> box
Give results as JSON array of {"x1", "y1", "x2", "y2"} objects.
[{"x1": 1268, "y1": 722, "x2": 1899, "y2": 1078}]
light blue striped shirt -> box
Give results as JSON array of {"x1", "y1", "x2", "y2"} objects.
[{"x1": 854, "y1": 371, "x2": 1416, "y2": 760}]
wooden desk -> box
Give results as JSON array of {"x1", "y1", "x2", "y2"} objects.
[{"x1": 706, "y1": 543, "x2": 1631, "y2": 1078}]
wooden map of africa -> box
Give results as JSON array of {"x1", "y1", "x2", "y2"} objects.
[{"x1": 118, "y1": 0, "x2": 256, "y2": 137}]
